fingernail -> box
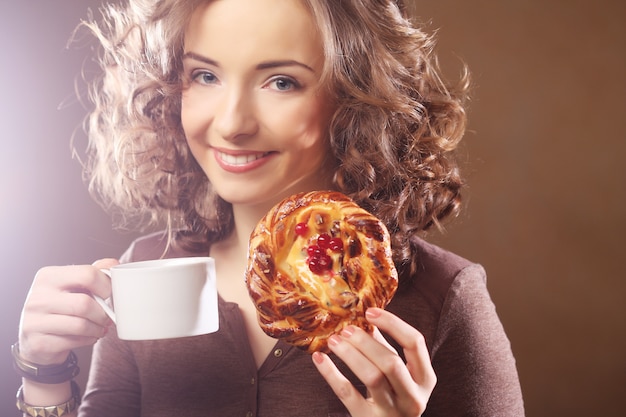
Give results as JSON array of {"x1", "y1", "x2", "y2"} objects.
[
  {"x1": 365, "y1": 308, "x2": 382, "y2": 320},
  {"x1": 341, "y1": 326, "x2": 354, "y2": 338},
  {"x1": 328, "y1": 335, "x2": 342, "y2": 347},
  {"x1": 312, "y1": 351, "x2": 325, "y2": 364}
]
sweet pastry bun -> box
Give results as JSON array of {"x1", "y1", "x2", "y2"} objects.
[{"x1": 246, "y1": 191, "x2": 398, "y2": 353}]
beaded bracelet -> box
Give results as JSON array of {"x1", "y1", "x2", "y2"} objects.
[
  {"x1": 11, "y1": 343, "x2": 80, "y2": 384},
  {"x1": 16, "y1": 380, "x2": 81, "y2": 417}
]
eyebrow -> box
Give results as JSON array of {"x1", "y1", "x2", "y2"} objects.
[
  {"x1": 182, "y1": 52, "x2": 217, "y2": 66},
  {"x1": 182, "y1": 51, "x2": 315, "y2": 73}
]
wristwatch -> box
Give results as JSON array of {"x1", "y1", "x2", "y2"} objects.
[{"x1": 11, "y1": 343, "x2": 80, "y2": 384}]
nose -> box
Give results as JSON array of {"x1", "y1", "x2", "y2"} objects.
[{"x1": 213, "y1": 86, "x2": 258, "y2": 142}]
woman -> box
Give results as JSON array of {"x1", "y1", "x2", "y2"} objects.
[{"x1": 14, "y1": 0, "x2": 524, "y2": 415}]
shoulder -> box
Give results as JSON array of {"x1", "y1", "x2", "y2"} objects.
[
  {"x1": 119, "y1": 231, "x2": 206, "y2": 263},
  {"x1": 386, "y1": 237, "x2": 486, "y2": 344},
  {"x1": 395, "y1": 237, "x2": 481, "y2": 306},
  {"x1": 411, "y1": 236, "x2": 477, "y2": 285}
]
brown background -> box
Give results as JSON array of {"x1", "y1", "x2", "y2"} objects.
[{"x1": 1, "y1": 0, "x2": 624, "y2": 415}]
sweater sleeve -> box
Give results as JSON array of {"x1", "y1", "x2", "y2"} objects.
[
  {"x1": 78, "y1": 330, "x2": 141, "y2": 416},
  {"x1": 425, "y1": 264, "x2": 525, "y2": 416}
]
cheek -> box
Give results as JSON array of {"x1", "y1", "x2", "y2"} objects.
[
  {"x1": 270, "y1": 99, "x2": 330, "y2": 148},
  {"x1": 180, "y1": 92, "x2": 211, "y2": 140},
  {"x1": 180, "y1": 104, "x2": 206, "y2": 166},
  {"x1": 180, "y1": 95, "x2": 195, "y2": 139}
]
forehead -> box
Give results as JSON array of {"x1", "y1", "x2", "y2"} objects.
[{"x1": 184, "y1": 0, "x2": 323, "y2": 66}]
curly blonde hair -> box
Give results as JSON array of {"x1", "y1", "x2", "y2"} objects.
[{"x1": 81, "y1": 0, "x2": 469, "y2": 278}]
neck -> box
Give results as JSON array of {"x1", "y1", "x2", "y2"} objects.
[
  {"x1": 211, "y1": 201, "x2": 274, "y2": 261},
  {"x1": 215, "y1": 169, "x2": 337, "y2": 259}
]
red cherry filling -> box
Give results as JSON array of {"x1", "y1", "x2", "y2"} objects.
[
  {"x1": 307, "y1": 245, "x2": 323, "y2": 257},
  {"x1": 317, "y1": 254, "x2": 332, "y2": 269},
  {"x1": 316, "y1": 233, "x2": 332, "y2": 249},
  {"x1": 295, "y1": 222, "x2": 309, "y2": 236},
  {"x1": 308, "y1": 253, "x2": 332, "y2": 275},
  {"x1": 294, "y1": 221, "x2": 345, "y2": 275},
  {"x1": 303, "y1": 232, "x2": 343, "y2": 275},
  {"x1": 328, "y1": 237, "x2": 343, "y2": 252}
]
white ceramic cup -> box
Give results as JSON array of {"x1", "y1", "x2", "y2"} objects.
[{"x1": 94, "y1": 257, "x2": 219, "y2": 340}]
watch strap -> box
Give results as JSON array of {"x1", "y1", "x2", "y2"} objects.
[{"x1": 11, "y1": 343, "x2": 80, "y2": 384}]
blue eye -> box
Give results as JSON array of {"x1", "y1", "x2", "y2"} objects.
[
  {"x1": 269, "y1": 76, "x2": 300, "y2": 91},
  {"x1": 192, "y1": 71, "x2": 218, "y2": 85}
]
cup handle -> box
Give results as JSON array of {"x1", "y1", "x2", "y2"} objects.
[{"x1": 94, "y1": 269, "x2": 116, "y2": 323}]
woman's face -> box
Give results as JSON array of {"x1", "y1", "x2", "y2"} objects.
[{"x1": 181, "y1": 0, "x2": 333, "y2": 210}]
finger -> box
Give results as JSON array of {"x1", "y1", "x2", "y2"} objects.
[
  {"x1": 371, "y1": 326, "x2": 398, "y2": 355},
  {"x1": 22, "y1": 313, "x2": 108, "y2": 341},
  {"x1": 338, "y1": 326, "x2": 418, "y2": 407},
  {"x1": 327, "y1": 332, "x2": 398, "y2": 408},
  {"x1": 366, "y1": 308, "x2": 437, "y2": 391},
  {"x1": 19, "y1": 309, "x2": 109, "y2": 364},
  {"x1": 46, "y1": 292, "x2": 112, "y2": 326},
  {"x1": 92, "y1": 258, "x2": 120, "y2": 269},
  {"x1": 26, "y1": 274, "x2": 112, "y2": 325},
  {"x1": 21, "y1": 292, "x2": 111, "y2": 341},
  {"x1": 92, "y1": 258, "x2": 119, "y2": 299},
  {"x1": 33, "y1": 265, "x2": 113, "y2": 300},
  {"x1": 312, "y1": 351, "x2": 369, "y2": 416}
]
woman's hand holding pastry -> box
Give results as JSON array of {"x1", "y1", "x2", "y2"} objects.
[
  {"x1": 247, "y1": 192, "x2": 433, "y2": 414},
  {"x1": 313, "y1": 308, "x2": 436, "y2": 417},
  {"x1": 18, "y1": 258, "x2": 118, "y2": 365}
]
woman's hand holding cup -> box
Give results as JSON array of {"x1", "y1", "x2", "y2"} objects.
[{"x1": 17, "y1": 258, "x2": 118, "y2": 366}]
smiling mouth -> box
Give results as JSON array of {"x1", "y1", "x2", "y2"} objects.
[{"x1": 216, "y1": 151, "x2": 272, "y2": 166}]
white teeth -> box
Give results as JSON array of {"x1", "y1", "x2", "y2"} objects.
[{"x1": 218, "y1": 151, "x2": 265, "y2": 166}]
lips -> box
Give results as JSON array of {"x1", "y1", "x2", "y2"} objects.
[{"x1": 213, "y1": 149, "x2": 275, "y2": 173}]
